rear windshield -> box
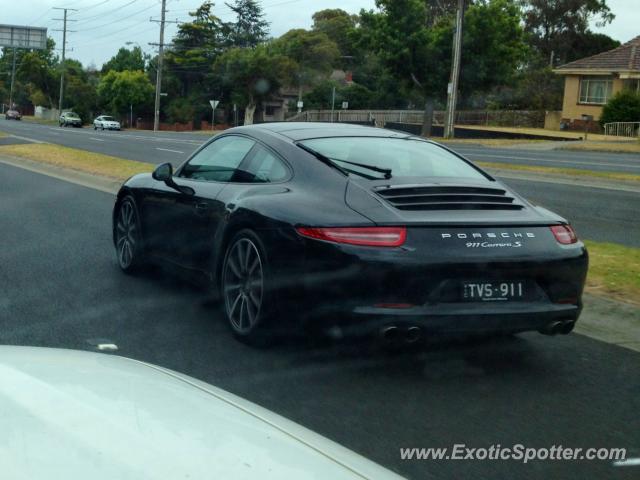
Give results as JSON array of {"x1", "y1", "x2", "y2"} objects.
[
  {"x1": 299, "y1": 137, "x2": 486, "y2": 180},
  {"x1": 102, "y1": 116, "x2": 115, "y2": 121},
  {"x1": 66, "y1": 113, "x2": 79, "y2": 118}
]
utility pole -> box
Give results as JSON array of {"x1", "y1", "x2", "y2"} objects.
[
  {"x1": 53, "y1": 7, "x2": 77, "y2": 115},
  {"x1": 152, "y1": 0, "x2": 167, "y2": 132},
  {"x1": 8, "y1": 48, "x2": 17, "y2": 109},
  {"x1": 443, "y1": 0, "x2": 465, "y2": 139},
  {"x1": 330, "y1": 86, "x2": 336, "y2": 123}
]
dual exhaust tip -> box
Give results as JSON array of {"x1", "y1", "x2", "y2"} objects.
[
  {"x1": 539, "y1": 319, "x2": 575, "y2": 336},
  {"x1": 379, "y1": 325, "x2": 422, "y2": 344}
]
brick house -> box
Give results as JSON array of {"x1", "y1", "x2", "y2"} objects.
[{"x1": 554, "y1": 35, "x2": 640, "y2": 130}]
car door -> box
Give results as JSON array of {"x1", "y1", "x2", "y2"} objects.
[{"x1": 140, "y1": 135, "x2": 257, "y2": 269}]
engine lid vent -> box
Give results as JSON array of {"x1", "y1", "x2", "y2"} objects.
[{"x1": 374, "y1": 185, "x2": 524, "y2": 211}]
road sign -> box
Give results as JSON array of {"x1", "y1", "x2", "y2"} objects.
[
  {"x1": 341, "y1": 101, "x2": 349, "y2": 109},
  {"x1": 209, "y1": 100, "x2": 220, "y2": 109},
  {"x1": 0, "y1": 25, "x2": 47, "y2": 50},
  {"x1": 297, "y1": 100, "x2": 303, "y2": 109}
]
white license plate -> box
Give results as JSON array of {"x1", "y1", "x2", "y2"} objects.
[{"x1": 462, "y1": 281, "x2": 526, "y2": 301}]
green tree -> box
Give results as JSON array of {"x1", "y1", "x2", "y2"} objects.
[
  {"x1": 273, "y1": 29, "x2": 339, "y2": 102},
  {"x1": 97, "y1": 70, "x2": 154, "y2": 120},
  {"x1": 215, "y1": 44, "x2": 294, "y2": 124},
  {"x1": 600, "y1": 90, "x2": 640, "y2": 125},
  {"x1": 225, "y1": 0, "x2": 270, "y2": 48},
  {"x1": 522, "y1": 0, "x2": 615, "y2": 64},
  {"x1": 311, "y1": 9, "x2": 358, "y2": 60},
  {"x1": 101, "y1": 46, "x2": 146, "y2": 74}
]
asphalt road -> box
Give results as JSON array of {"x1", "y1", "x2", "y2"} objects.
[
  {"x1": 1, "y1": 118, "x2": 640, "y2": 174},
  {"x1": 1, "y1": 162, "x2": 638, "y2": 480}
]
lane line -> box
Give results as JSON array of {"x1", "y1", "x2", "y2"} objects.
[
  {"x1": 468, "y1": 153, "x2": 640, "y2": 169},
  {"x1": 89, "y1": 137, "x2": 105, "y2": 142},
  {"x1": 156, "y1": 147, "x2": 184, "y2": 154}
]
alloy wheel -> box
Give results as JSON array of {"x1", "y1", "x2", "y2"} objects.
[
  {"x1": 223, "y1": 238, "x2": 264, "y2": 334},
  {"x1": 115, "y1": 200, "x2": 138, "y2": 269}
]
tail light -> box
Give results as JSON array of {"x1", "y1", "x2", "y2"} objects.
[
  {"x1": 550, "y1": 225, "x2": 578, "y2": 244},
  {"x1": 296, "y1": 226, "x2": 406, "y2": 247}
]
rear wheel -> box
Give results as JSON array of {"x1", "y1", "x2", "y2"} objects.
[
  {"x1": 221, "y1": 230, "x2": 273, "y2": 344},
  {"x1": 114, "y1": 196, "x2": 145, "y2": 273}
]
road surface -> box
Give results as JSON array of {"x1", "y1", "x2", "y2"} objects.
[
  {"x1": 1, "y1": 118, "x2": 639, "y2": 174},
  {"x1": 1, "y1": 162, "x2": 638, "y2": 480}
]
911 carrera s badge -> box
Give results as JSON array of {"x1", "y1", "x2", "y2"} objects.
[{"x1": 441, "y1": 232, "x2": 535, "y2": 248}]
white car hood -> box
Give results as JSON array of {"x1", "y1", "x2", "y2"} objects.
[{"x1": 0, "y1": 347, "x2": 404, "y2": 480}]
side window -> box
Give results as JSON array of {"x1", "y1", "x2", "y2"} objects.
[
  {"x1": 238, "y1": 145, "x2": 289, "y2": 183},
  {"x1": 179, "y1": 136, "x2": 255, "y2": 182}
]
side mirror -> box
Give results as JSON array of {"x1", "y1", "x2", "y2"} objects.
[
  {"x1": 152, "y1": 162, "x2": 173, "y2": 182},
  {"x1": 152, "y1": 162, "x2": 194, "y2": 196}
]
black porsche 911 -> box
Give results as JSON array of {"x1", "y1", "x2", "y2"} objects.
[{"x1": 113, "y1": 122, "x2": 588, "y2": 344}]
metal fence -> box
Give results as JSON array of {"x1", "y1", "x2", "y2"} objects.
[
  {"x1": 287, "y1": 109, "x2": 545, "y2": 128},
  {"x1": 604, "y1": 122, "x2": 640, "y2": 138}
]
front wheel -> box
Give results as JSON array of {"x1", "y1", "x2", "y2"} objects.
[
  {"x1": 114, "y1": 196, "x2": 145, "y2": 273},
  {"x1": 221, "y1": 230, "x2": 274, "y2": 344}
]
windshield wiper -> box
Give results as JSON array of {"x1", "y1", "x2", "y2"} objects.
[
  {"x1": 296, "y1": 143, "x2": 392, "y2": 179},
  {"x1": 329, "y1": 158, "x2": 392, "y2": 179}
]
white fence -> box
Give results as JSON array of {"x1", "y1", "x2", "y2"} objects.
[
  {"x1": 287, "y1": 110, "x2": 431, "y2": 126},
  {"x1": 604, "y1": 122, "x2": 640, "y2": 138}
]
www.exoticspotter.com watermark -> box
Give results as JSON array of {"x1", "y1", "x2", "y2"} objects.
[{"x1": 400, "y1": 445, "x2": 627, "y2": 464}]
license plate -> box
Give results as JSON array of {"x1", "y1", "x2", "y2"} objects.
[{"x1": 462, "y1": 281, "x2": 526, "y2": 302}]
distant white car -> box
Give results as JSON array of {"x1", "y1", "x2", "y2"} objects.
[
  {"x1": 0, "y1": 346, "x2": 404, "y2": 479},
  {"x1": 94, "y1": 115, "x2": 121, "y2": 131}
]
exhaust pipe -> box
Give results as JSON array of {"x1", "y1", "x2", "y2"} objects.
[
  {"x1": 379, "y1": 325, "x2": 399, "y2": 342},
  {"x1": 406, "y1": 326, "x2": 422, "y2": 343},
  {"x1": 539, "y1": 320, "x2": 563, "y2": 336},
  {"x1": 560, "y1": 320, "x2": 575, "y2": 335}
]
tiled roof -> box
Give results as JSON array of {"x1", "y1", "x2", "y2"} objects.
[{"x1": 556, "y1": 35, "x2": 640, "y2": 71}]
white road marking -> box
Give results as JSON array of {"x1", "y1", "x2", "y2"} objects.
[
  {"x1": 156, "y1": 147, "x2": 184, "y2": 154},
  {"x1": 97, "y1": 343, "x2": 118, "y2": 351},
  {"x1": 89, "y1": 137, "x2": 105, "y2": 142}
]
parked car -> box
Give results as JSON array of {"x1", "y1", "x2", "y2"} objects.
[
  {"x1": 59, "y1": 111, "x2": 82, "y2": 127},
  {"x1": 112, "y1": 123, "x2": 588, "y2": 345},
  {"x1": 94, "y1": 115, "x2": 121, "y2": 131},
  {"x1": 4, "y1": 109, "x2": 22, "y2": 120},
  {"x1": 0, "y1": 346, "x2": 402, "y2": 479}
]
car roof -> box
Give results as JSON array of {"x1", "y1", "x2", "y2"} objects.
[{"x1": 248, "y1": 122, "x2": 413, "y2": 141}]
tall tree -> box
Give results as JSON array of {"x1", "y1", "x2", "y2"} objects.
[
  {"x1": 215, "y1": 44, "x2": 294, "y2": 124},
  {"x1": 311, "y1": 9, "x2": 358, "y2": 59},
  {"x1": 225, "y1": 0, "x2": 270, "y2": 48},
  {"x1": 101, "y1": 46, "x2": 146, "y2": 74},
  {"x1": 97, "y1": 69, "x2": 154, "y2": 119},
  {"x1": 521, "y1": 0, "x2": 615, "y2": 64},
  {"x1": 273, "y1": 29, "x2": 340, "y2": 101}
]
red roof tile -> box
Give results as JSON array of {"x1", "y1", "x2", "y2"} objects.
[{"x1": 556, "y1": 35, "x2": 640, "y2": 71}]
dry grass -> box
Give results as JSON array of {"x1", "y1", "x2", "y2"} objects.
[
  {"x1": 21, "y1": 115, "x2": 60, "y2": 126},
  {"x1": 0, "y1": 143, "x2": 152, "y2": 181},
  {"x1": 559, "y1": 141, "x2": 640, "y2": 154},
  {"x1": 478, "y1": 161, "x2": 640, "y2": 183},
  {"x1": 585, "y1": 240, "x2": 640, "y2": 306}
]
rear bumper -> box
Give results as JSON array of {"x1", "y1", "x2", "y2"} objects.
[{"x1": 264, "y1": 227, "x2": 588, "y2": 336}]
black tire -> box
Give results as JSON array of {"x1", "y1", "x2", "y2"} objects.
[
  {"x1": 94, "y1": 125, "x2": 97, "y2": 130},
  {"x1": 221, "y1": 229, "x2": 275, "y2": 345},
  {"x1": 101, "y1": 125, "x2": 104, "y2": 131},
  {"x1": 114, "y1": 196, "x2": 145, "y2": 273}
]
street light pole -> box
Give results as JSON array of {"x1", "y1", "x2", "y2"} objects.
[
  {"x1": 444, "y1": 0, "x2": 465, "y2": 139},
  {"x1": 330, "y1": 86, "x2": 336, "y2": 123}
]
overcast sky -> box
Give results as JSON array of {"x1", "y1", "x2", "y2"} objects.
[{"x1": 7, "y1": 0, "x2": 638, "y2": 68}]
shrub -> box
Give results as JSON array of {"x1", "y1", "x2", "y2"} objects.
[{"x1": 600, "y1": 90, "x2": 640, "y2": 125}]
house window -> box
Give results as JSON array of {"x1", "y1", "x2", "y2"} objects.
[
  {"x1": 623, "y1": 79, "x2": 640, "y2": 93},
  {"x1": 579, "y1": 76, "x2": 613, "y2": 104}
]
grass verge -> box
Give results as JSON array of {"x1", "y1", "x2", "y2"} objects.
[
  {"x1": 0, "y1": 130, "x2": 8, "y2": 138},
  {"x1": 0, "y1": 143, "x2": 152, "y2": 181},
  {"x1": 585, "y1": 240, "x2": 640, "y2": 306},
  {"x1": 559, "y1": 141, "x2": 640, "y2": 154},
  {"x1": 478, "y1": 161, "x2": 640, "y2": 183},
  {"x1": 457, "y1": 125, "x2": 628, "y2": 142}
]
